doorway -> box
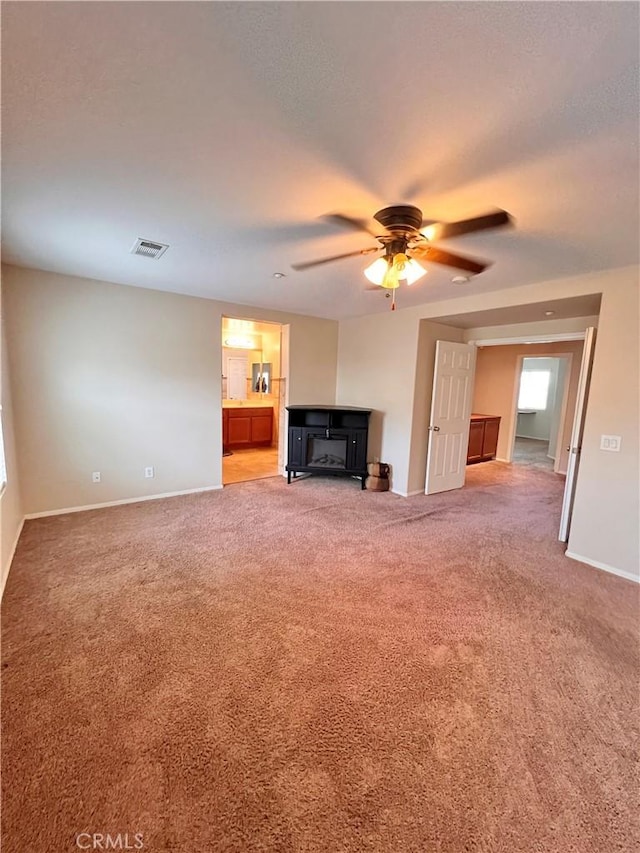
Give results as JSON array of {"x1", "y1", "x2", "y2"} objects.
[
  {"x1": 511, "y1": 356, "x2": 571, "y2": 473},
  {"x1": 423, "y1": 329, "x2": 594, "y2": 543},
  {"x1": 465, "y1": 334, "x2": 593, "y2": 543},
  {"x1": 221, "y1": 317, "x2": 284, "y2": 486}
]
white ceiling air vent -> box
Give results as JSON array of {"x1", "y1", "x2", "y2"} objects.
[{"x1": 130, "y1": 237, "x2": 169, "y2": 259}]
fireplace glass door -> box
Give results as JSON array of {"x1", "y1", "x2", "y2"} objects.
[{"x1": 306, "y1": 434, "x2": 348, "y2": 470}]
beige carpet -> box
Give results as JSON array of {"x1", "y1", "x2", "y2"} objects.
[
  {"x1": 512, "y1": 437, "x2": 556, "y2": 471},
  {"x1": 2, "y1": 463, "x2": 638, "y2": 852}
]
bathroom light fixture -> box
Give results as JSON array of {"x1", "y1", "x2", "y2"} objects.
[{"x1": 224, "y1": 335, "x2": 257, "y2": 349}]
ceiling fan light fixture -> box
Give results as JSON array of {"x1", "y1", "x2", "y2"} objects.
[
  {"x1": 363, "y1": 257, "x2": 390, "y2": 286},
  {"x1": 364, "y1": 255, "x2": 426, "y2": 288},
  {"x1": 364, "y1": 258, "x2": 400, "y2": 289},
  {"x1": 382, "y1": 264, "x2": 401, "y2": 290},
  {"x1": 403, "y1": 258, "x2": 427, "y2": 285}
]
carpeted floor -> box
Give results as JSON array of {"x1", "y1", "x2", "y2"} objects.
[
  {"x1": 512, "y1": 437, "x2": 556, "y2": 471},
  {"x1": 2, "y1": 463, "x2": 638, "y2": 852}
]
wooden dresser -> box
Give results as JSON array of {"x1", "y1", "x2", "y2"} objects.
[
  {"x1": 467, "y1": 414, "x2": 501, "y2": 464},
  {"x1": 223, "y1": 407, "x2": 273, "y2": 450}
]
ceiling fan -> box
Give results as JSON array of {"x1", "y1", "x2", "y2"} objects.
[{"x1": 292, "y1": 204, "x2": 513, "y2": 309}]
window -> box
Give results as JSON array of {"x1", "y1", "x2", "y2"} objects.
[{"x1": 518, "y1": 370, "x2": 551, "y2": 411}]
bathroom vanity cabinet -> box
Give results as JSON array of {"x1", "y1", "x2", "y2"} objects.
[{"x1": 223, "y1": 407, "x2": 273, "y2": 450}]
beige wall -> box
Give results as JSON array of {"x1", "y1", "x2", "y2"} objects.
[
  {"x1": 336, "y1": 309, "x2": 422, "y2": 493},
  {"x1": 336, "y1": 265, "x2": 639, "y2": 579},
  {"x1": 568, "y1": 278, "x2": 640, "y2": 577},
  {"x1": 463, "y1": 315, "x2": 599, "y2": 344},
  {"x1": 3, "y1": 265, "x2": 338, "y2": 515},
  {"x1": 472, "y1": 341, "x2": 585, "y2": 471},
  {"x1": 260, "y1": 323, "x2": 282, "y2": 380},
  {"x1": 1, "y1": 282, "x2": 24, "y2": 594}
]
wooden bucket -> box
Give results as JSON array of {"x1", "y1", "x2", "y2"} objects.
[
  {"x1": 366, "y1": 475, "x2": 389, "y2": 492},
  {"x1": 367, "y1": 462, "x2": 390, "y2": 478}
]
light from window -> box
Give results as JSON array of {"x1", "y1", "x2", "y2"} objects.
[{"x1": 518, "y1": 370, "x2": 551, "y2": 411}]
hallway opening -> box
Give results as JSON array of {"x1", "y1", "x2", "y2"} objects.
[{"x1": 221, "y1": 317, "x2": 284, "y2": 486}]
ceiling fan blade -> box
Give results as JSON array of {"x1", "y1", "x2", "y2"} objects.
[
  {"x1": 411, "y1": 245, "x2": 490, "y2": 274},
  {"x1": 292, "y1": 247, "x2": 379, "y2": 271},
  {"x1": 322, "y1": 213, "x2": 384, "y2": 238},
  {"x1": 423, "y1": 209, "x2": 512, "y2": 241}
]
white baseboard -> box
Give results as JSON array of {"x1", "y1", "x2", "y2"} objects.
[
  {"x1": 24, "y1": 485, "x2": 224, "y2": 520},
  {"x1": 565, "y1": 551, "x2": 639, "y2": 584},
  {"x1": 1, "y1": 516, "x2": 25, "y2": 599},
  {"x1": 391, "y1": 488, "x2": 424, "y2": 497}
]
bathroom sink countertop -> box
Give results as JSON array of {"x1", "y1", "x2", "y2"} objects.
[{"x1": 222, "y1": 400, "x2": 275, "y2": 409}]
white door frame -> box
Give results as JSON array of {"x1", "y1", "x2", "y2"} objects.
[
  {"x1": 559, "y1": 327, "x2": 597, "y2": 542},
  {"x1": 279, "y1": 325, "x2": 290, "y2": 476}
]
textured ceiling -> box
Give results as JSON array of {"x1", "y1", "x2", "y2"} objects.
[{"x1": 2, "y1": 2, "x2": 638, "y2": 319}]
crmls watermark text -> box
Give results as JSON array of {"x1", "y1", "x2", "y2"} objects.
[{"x1": 75, "y1": 833, "x2": 144, "y2": 850}]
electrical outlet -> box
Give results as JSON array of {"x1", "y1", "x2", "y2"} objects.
[
  {"x1": 92, "y1": 471, "x2": 101, "y2": 483},
  {"x1": 600, "y1": 435, "x2": 622, "y2": 452},
  {"x1": 144, "y1": 466, "x2": 154, "y2": 478}
]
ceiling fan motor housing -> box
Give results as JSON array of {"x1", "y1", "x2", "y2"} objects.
[{"x1": 374, "y1": 205, "x2": 423, "y2": 234}]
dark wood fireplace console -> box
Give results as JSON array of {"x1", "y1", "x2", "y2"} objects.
[{"x1": 286, "y1": 405, "x2": 371, "y2": 489}]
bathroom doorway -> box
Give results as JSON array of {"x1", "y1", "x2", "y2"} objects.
[{"x1": 221, "y1": 317, "x2": 284, "y2": 485}]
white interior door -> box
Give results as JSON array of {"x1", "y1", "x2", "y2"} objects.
[
  {"x1": 227, "y1": 357, "x2": 247, "y2": 400},
  {"x1": 425, "y1": 341, "x2": 477, "y2": 495},
  {"x1": 559, "y1": 327, "x2": 596, "y2": 542}
]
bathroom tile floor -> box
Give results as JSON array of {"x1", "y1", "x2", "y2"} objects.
[{"x1": 222, "y1": 447, "x2": 279, "y2": 485}]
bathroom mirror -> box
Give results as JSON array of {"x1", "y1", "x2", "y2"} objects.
[{"x1": 252, "y1": 362, "x2": 271, "y2": 395}]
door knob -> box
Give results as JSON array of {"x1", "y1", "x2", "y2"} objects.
[{"x1": 429, "y1": 426, "x2": 440, "y2": 432}]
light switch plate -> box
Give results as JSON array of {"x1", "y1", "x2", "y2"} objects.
[{"x1": 600, "y1": 435, "x2": 622, "y2": 452}]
